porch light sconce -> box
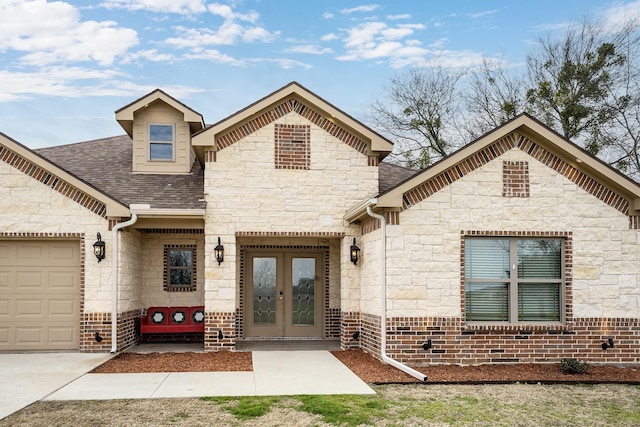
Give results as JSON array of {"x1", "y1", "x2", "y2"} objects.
[
  {"x1": 350, "y1": 238, "x2": 360, "y2": 265},
  {"x1": 601, "y1": 338, "x2": 615, "y2": 350},
  {"x1": 218, "y1": 330, "x2": 224, "y2": 339},
  {"x1": 214, "y1": 237, "x2": 224, "y2": 265},
  {"x1": 93, "y1": 233, "x2": 105, "y2": 263},
  {"x1": 94, "y1": 332, "x2": 103, "y2": 343},
  {"x1": 423, "y1": 339, "x2": 433, "y2": 350}
]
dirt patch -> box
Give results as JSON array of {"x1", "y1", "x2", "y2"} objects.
[{"x1": 93, "y1": 348, "x2": 640, "y2": 384}]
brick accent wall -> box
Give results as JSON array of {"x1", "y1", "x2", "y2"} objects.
[
  {"x1": 216, "y1": 97, "x2": 369, "y2": 155},
  {"x1": 383, "y1": 316, "x2": 640, "y2": 365},
  {"x1": 0, "y1": 144, "x2": 107, "y2": 217},
  {"x1": 502, "y1": 161, "x2": 529, "y2": 197},
  {"x1": 344, "y1": 312, "x2": 640, "y2": 365},
  {"x1": 361, "y1": 211, "x2": 400, "y2": 235},
  {"x1": 205, "y1": 312, "x2": 236, "y2": 351},
  {"x1": 80, "y1": 308, "x2": 143, "y2": 352},
  {"x1": 275, "y1": 124, "x2": 310, "y2": 170},
  {"x1": 401, "y1": 131, "x2": 636, "y2": 227},
  {"x1": 340, "y1": 311, "x2": 361, "y2": 349}
]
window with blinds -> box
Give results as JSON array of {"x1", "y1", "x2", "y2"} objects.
[{"x1": 464, "y1": 237, "x2": 563, "y2": 323}]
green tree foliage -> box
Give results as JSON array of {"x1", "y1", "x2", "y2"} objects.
[{"x1": 526, "y1": 21, "x2": 627, "y2": 155}]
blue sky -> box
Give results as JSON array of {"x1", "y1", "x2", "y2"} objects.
[{"x1": 2, "y1": 0, "x2": 640, "y2": 148}]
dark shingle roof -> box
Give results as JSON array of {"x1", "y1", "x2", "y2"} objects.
[
  {"x1": 379, "y1": 162, "x2": 418, "y2": 194},
  {"x1": 36, "y1": 136, "x2": 205, "y2": 210}
]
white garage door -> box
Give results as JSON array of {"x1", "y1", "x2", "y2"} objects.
[{"x1": 0, "y1": 240, "x2": 81, "y2": 350}]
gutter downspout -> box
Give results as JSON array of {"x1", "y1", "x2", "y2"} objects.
[
  {"x1": 366, "y1": 200, "x2": 428, "y2": 382},
  {"x1": 110, "y1": 213, "x2": 138, "y2": 353}
]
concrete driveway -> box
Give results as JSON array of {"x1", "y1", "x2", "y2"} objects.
[{"x1": 0, "y1": 352, "x2": 112, "y2": 420}]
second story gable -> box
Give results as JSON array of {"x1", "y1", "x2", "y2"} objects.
[{"x1": 115, "y1": 89, "x2": 205, "y2": 174}]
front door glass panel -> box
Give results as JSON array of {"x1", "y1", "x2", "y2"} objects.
[
  {"x1": 252, "y1": 257, "x2": 276, "y2": 325},
  {"x1": 291, "y1": 258, "x2": 315, "y2": 326}
]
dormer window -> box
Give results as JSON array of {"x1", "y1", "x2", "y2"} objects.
[{"x1": 149, "y1": 124, "x2": 174, "y2": 161}]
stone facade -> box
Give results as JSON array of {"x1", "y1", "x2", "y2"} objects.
[
  {"x1": 354, "y1": 135, "x2": 640, "y2": 364},
  {"x1": 203, "y1": 109, "x2": 375, "y2": 349}
]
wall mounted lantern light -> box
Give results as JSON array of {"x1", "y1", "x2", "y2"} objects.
[
  {"x1": 350, "y1": 237, "x2": 361, "y2": 265},
  {"x1": 93, "y1": 232, "x2": 106, "y2": 263},
  {"x1": 214, "y1": 237, "x2": 224, "y2": 265}
]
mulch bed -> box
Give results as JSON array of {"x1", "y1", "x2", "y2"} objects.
[{"x1": 92, "y1": 348, "x2": 640, "y2": 384}]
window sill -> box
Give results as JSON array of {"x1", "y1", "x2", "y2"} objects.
[{"x1": 463, "y1": 322, "x2": 572, "y2": 333}]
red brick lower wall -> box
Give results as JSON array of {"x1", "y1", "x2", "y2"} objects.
[
  {"x1": 80, "y1": 309, "x2": 143, "y2": 352},
  {"x1": 205, "y1": 312, "x2": 236, "y2": 351},
  {"x1": 349, "y1": 313, "x2": 640, "y2": 365}
]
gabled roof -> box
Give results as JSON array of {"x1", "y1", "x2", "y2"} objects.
[
  {"x1": 192, "y1": 81, "x2": 393, "y2": 158},
  {"x1": 347, "y1": 113, "x2": 640, "y2": 222},
  {"x1": 36, "y1": 136, "x2": 206, "y2": 211},
  {"x1": 0, "y1": 132, "x2": 129, "y2": 218},
  {"x1": 379, "y1": 162, "x2": 418, "y2": 194},
  {"x1": 115, "y1": 88, "x2": 205, "y2": 137}
]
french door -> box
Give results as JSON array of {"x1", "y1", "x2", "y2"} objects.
[{"x1": 245, "y1": 251, "x2": 323, "y2": 337}]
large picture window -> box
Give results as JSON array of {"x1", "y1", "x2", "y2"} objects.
[
  {"x1": 164, "y1": 245, "x2": 196, "y2": 291},
  {"x1": 464, "y1": 237, "x2": 563, "y2": 323},
  {"x1": 149, "y1": 124, "x2": 174, "y2": 161}
]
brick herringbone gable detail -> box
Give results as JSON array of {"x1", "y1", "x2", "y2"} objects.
[
  {"x1": 0, "y1": 144, "x2": 107, "y2": 217},
  {"x1": 401, "y1": 132, "x2": 632, "y2": 219},
  {"x1": 216, "y1": 97, "x2": 369, "y2": 155}
]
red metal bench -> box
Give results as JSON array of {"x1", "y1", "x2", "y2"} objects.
[{"x1": 140, "y1": 306, "x2": 205, "y2": 339}]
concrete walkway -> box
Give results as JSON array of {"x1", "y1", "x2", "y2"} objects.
[
  {"x1": 0, "y1": 353, "x2": 112, "y2": 420},
  {"x1": 45, "y1": 351, "x2": 375, "y2": 400}
]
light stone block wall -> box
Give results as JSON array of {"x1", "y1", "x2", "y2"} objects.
[
  {"x1": 204, "y1": 112, "x2": 377, "y2": 313},
  {"x1": 140, "y1": 233, "x2": 205, "y2": 307},
  {"x1": 392, "y1": 147, "x2": 640, "y2": 318},
  {"x1": 117, "y1": 229, "x2": 143, "y2": 312},
  {"x1": 359, "y1": 229, "x2": 383, "y2": 315},
  {"x1": 0, "y1": 160, "x2": 112, "y2": 313}
]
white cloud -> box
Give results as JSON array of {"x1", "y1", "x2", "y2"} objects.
[
  {"x1": 468, "y1": 8, "x2": 502, "y2": 19},
  {"x1": 284, "y1": 44, "x2": 333, "y2": 55},
  {"x1": 184, "y1": 48, "x2": 246, "y2": 66},
  {"x1": 387, "y1": 14, "x2": 411, "y2": 20},
  {"x1": 100, "y1": 0, "x2": 207, "y2": 14},
  {"x1": 602, "y1": 0, "x2": 640, "y2": 29},
  {"x1": 321, "y1": 33, "x2": 338, "y2": 42},
  {"x1": 0, "y1": 0, "x2": 138, "y2": 66},
  {"x1": 122, "y1": 49, "x2": 175, "y2": 64},
  {"x1": 165, "y1": 4, "x2": 278, "y2": 48},
  {"x1": 250, "y1": 58, "x2": 313, "y2": 70},
  {"x1": 340, "y1": 4, "x2": 381, "y2": 14},
  {"x1": 528, "y1": 22, "x2": 572, "y2": 32}
]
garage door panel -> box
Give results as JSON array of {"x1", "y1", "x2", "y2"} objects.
[
  {"x1": 0, "y1": 299, "x2": 9, "y2": 316},
  {"x1": 49, "y1": 326, "x2": 77, "y2": 344},
  {"x1": 15, "y1": 299, "x2": 43, "y2": 317},
  {"x1": 48, "y1": 271, "x2": 78, "y2": 290},
  {"x1": 0, "y1": 272, "x2": 9, "y2": 289},
  {"x1": 14, "y1": 327, "x2": 42, "y2": 344},
  {"x1": 49, "y1": 299, "x2": 77, "y2": 317},
  {"x1": 0, "y1": 240, "x2": 80, "y2": 350},
  {"x1": 15, "y1": 271, "x2": 45, "y2": 290}
]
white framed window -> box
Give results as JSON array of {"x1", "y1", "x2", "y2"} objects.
[
  {"x1": 464, "y1": 237, "x2": 564, "y2": 323},
  {"x1": 149, "y1": 124, "x2": 174, "y2": 161}
]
